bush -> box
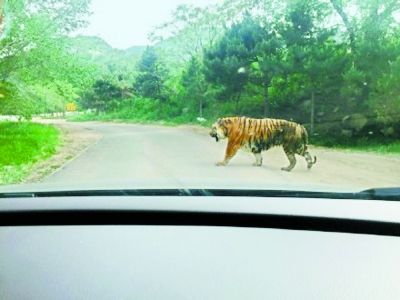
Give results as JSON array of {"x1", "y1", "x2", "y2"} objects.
[{"x1": 71, "y1": 97, "x2": 198, "y2": 124}]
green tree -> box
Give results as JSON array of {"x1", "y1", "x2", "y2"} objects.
[
  {"x1": 134, "y1": 47, "x2": 169, "y2": 101},
  {"x1": 250, "y1": 25, "x2": 285, "y2": 117},
  {"x1": 179, "y1": 56, "x2": 207, "y2": 117},
  {"x1": 280, "y1": 0, "x2": 340, "y2": 130},
  {"x1": 0, "y1": 0, "x2": 94, "y2": 117},
  {"x1": 203, "y1": 15, "x2": 261, "y2": 113},
  {"x1": 80, "y1": 79, "x2": 125, "y2": 113}
]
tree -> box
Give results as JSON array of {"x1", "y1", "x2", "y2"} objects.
[
  {"x1": 291, "y1": 0, "x2": 330, "y2": 125},
  {"x1": 329, "y1": 0, "x2": 400, "y2": 57},
  {"x1": 327, "y1": 0, "x2": 400, "y2": 137},
  {"x1": 0, "y1": 0, "x2": 94, "y2": 117},
  {"x1": 21, "y1": 0, "x2": 90, "y2": 33},
  {"x1": 134, "y1": 47, "x2": 169, "y2": 101},
  {"x1": 79, "y1": 79, "x2": 126, "y2": 113},
  {"x1": 329, "y1": 0, "x2": 356, "y2": 55},
  {"x1": 179, "y1": 56, "x2": 207, "y2": 117},
  {"x1": 368, "y1": 54, "x2": 400, "y2": 135},
  {"x1": 250, "y1": 23, "x2": 285, "y2": 117},
  {"x1": 203, "y1": 15, "x2": 261, "y2": 113},
  {"x1": 150, "y1": 5, "x2": 221, "y2": 60}
]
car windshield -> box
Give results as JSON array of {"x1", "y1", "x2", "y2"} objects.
[{"x1": 0, "y1": 0, "x2": 399, "y2": 195}]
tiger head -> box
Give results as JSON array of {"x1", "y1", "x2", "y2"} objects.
[{"x1": 209, "y1": 118, "x2": 231, "y2": 142}]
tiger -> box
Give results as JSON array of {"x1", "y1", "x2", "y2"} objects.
[{"x1": 209, "y1": 116, "x2": 316, "y2": 171}]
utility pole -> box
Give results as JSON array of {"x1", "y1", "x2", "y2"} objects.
[{"x1": 310, "y1": 91, "x2": 315, "y2": 135}]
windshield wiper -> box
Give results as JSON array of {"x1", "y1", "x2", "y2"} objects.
[{"x1": 0, "y1": 187, "x2": 399, "y2": 201}]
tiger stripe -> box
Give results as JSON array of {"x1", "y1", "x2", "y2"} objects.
[{"x1": 210, "y1": 116, "x2": 317, "y2": 171}]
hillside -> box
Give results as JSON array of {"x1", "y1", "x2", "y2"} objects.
[{"x1": 68, "y1": 35, "x2": 146, "y2": 74}]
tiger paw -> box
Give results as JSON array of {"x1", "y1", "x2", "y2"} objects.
[
  {"x1": 216, "y1": 161, "x2": 226, "y2": 166},
  {"x1": 252, "y1": 162, "x2": 262, "y2": 167}
]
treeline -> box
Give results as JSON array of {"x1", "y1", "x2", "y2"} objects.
[
  {"x1": 1, "y1": 0, "x2": 399, "y2": 144},
  {"x1": 0, "y1": 0, "x2": 144, "y2": 120},
  {"x1": 80, "y1": 0, "x2": 400, "y2": 142}
]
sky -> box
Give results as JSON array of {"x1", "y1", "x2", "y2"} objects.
[{"x1": 77, "y1": 0, "x2": 221, "y2": 49}]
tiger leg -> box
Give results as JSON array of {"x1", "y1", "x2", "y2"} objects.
[
  {"x1": 282, "y1": 148, "x2": 297, "y2": 172},
  {"x1": 252, "y1": 151, "x2": 263, "y2": 167},
  {"x1": 304, "y1": 151, "x2": 317, "y2": 169},
  {"x1": 216, "y1": 141, "x2": 240, "y2": 166}
]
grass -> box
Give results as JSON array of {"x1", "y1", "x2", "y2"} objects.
[
  {"x1": 0, "y1": 122, "x2": 61, "y2": 185},
  {"x1": 327, "y1": 142, "x2": 400, "y2": 154},
  {"x1": 313, "y1": 136, "x2": 400, "y2": 155}
]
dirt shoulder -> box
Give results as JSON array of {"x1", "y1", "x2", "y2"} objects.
[{"x1": 24, "y1": 119, "x2": 102, "y2": 183}]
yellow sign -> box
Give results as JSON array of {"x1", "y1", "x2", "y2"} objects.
[{"x1": 66, "y1": 102, "x2": 77, "y2": 112}]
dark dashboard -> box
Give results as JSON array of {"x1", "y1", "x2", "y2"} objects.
[{"x1": 1, "y1": 192, "x2": 400, "y2": 299}]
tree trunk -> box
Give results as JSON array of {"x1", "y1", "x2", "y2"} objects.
[
  {"x1": 128, "y1": 98, "x2": 133, "y2": 114},
  {"x1": 310, "y1": 90, "x2": 315, "y2": 135},
  {"x1": 199, "y1": 97, "x2": 203, "y2": 118},
  {"x1": 329, "y1": 0, "x2": 356, "y2": 55},
  {"x1": 235, "y1": 92, "x2": 241, "y2": 114},
  {"x1": 263, "y1": 85, "x2": 269, "y2": 117}
]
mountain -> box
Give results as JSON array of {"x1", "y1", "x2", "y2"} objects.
[{"x1": 68, "y1": 35, "x2": 146, "y2": 74}]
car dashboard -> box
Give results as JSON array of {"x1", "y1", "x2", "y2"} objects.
[{"x1": 1, "y1": 194, "x2": 400, "y2": 299}]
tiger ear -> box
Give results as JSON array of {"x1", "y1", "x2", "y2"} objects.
[{"x1": 217, "y1": 118, "x2": 224, "y2": 125}]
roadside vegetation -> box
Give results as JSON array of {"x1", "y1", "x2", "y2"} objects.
[
  {"x1": 0, "y1": 122, "x2": 60, "y2": 184},
  {"x1": 312, "y1": 136, "x2": 400, "y2": 155},
  {"x1": 72, "y1": 0, "x2": 400, "y2": 153},
  {"x1": 0, "y1": 0, "x2": 399, "y2": 156},
  {"x1": 333, "y1": 142, "x2": 400, "y2": 155},
  {"x1": 69, "y1": 97, "x2": 205, "y2": 126}
]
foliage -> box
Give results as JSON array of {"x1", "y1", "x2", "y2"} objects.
[
  {"x1": 150, "y1": 0, "x2": 400, "y2": 142},
  {"x1": 2, "y1": 0, "x2": 400, "y2": 148},
  {"x1": 368, "y1": 56, "x2": 400, "y2": 127},
  {"x1": 203, "y1": 15, "x2": 261, "y2": 112},
  {"x1": 70, "y1": 97, "x2": 197, "y2": 125},
  {"x1": 0, "y1": 0, "x2": 95, "y2": 118},
  {"x1": 79, "y1": 78, "x2": 130, "y2": 112},
  {"x1": 133, "y1": 47, "x2": 169, "y2": 102},
  {"x1": 178, "y1": 56, "x2": 207, "y2": 117}
]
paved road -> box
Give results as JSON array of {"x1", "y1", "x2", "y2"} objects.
[{"x1": 34, "y1": 122, "x2": 399, "y2": 192}]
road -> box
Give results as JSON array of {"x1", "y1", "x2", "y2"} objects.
[{"x1": 25, "y1": 121, "x2": 398, "y2": 192}]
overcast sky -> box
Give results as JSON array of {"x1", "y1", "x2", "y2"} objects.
[{"x1": 77, "y1": 0, "x2": 221, "y2": 49}]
